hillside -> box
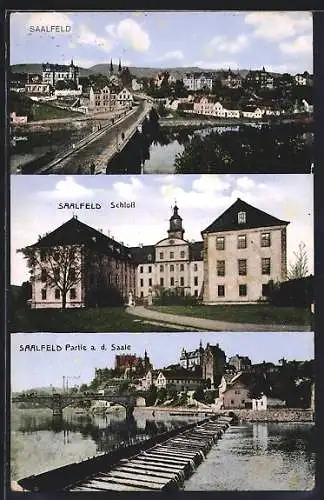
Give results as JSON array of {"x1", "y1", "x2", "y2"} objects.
[{"x1": 10, "y1": 63, "x2": 280, "y2": 79}]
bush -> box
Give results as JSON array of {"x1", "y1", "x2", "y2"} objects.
[{"x1": 152, "y1": 287, "x2": 201, "y2": 306}]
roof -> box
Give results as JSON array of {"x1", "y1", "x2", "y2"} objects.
[
  {"x1": 189, "y1": 241, "x2": 204, "y2": 261},
  {"x1": 201, "y1": 198, "x2": 289, "y2": 234},
  {"x1": 28, "y1": 217, "x2": 134, "y2": 261},
  {"x1": 129, "y1": 245, "x2": 155, "y2": 264},
  {"x1": 160, "y1": 370, "x2": 202, "y2": 381}
]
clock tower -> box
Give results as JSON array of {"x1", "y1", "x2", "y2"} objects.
[{"x1": 168, "y1": 205, "x2": 185, "y2": 240}]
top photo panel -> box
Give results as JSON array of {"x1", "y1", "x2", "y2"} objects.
[{"x1": 9, "y1": 11, "x2": 313, "y2": 175}]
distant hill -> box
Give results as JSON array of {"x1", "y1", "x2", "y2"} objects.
[{"x1": 10, "y1": 63, "x2": 282, "y2": 79}]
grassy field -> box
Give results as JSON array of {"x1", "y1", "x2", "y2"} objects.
[
  {"x1": 31, "y1": 102, "x2": 77, "y2": 121},
  {"x1": 10, "y1": 307, "x2": 175, "y2": 333},
  {"x1": 148, "y1": 304, "x2": 313, "y2": 327}
]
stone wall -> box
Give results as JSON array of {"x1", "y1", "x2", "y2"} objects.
[{"x1": 224, "y1": 408, "x2": 313, "y2": 422}]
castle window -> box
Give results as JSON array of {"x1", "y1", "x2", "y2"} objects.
[
  {"x1": 170, "y1": 277, "x2": 174, "y2": 286},
  {"x1": 170, "y1": 265, "x2": 174, "y2": 272},
  {"x1": 218, "y1": 285, "x2": 225, "y2": 297},
  {"x1": 148, "y1": 278, "x2": 152, "y2": 286},
  {"x1": 180, "y1": 264, "x2": 184, "y2": 271},
  {"x1": 216, "y1": 236, "x2": 225, "y2": 250},
  {"x1": 217, "y1": 260, "x2": 225, "y2": 277},
  {"x1": 140, "y1": 291, "x2": 144, "y2": 298},
  {"x1": 180, "y1": 277, "x2": 184, "y2": 286},
  {"x1": 160, "y1": 277, "x2": 164, "y2": 286},
  {"x1": 262, "y1": 284, "x2": 268, "y2": 296},
  {"x1": 238, "y1": 235, "x2": 247, "y2": 249},
  {"x1": 159, "y1": 252, "x2": 164, "y2": 259},
  {"x1": 160, "y1": 264, "x2": 164, "y2": 272},
  {"x1": 238, "y1": 259, "x2": 247, "y2": 276},
  {"x1": 55, "y1": 289, "x2": 61, "y2": 300},
  {"x1": 41, "y1": 289, "x2": 47, "y2": 300},
  {"x1": 194, "y1": 290, "x2": 198, "y2": 297},
  {"x1": 261, "y1": 258, "x2": 271, "y2": 275},
  {"x1": 148, "y1": 266, "x2": 152, "y2": 273},
  {"x1": 238, "y1": 211, "x2": 246, "y2": 224},
  {"x1": 194, "y1": 276, "x2": 198, "y2": 286},
  {"x1": 194, "y1": 263, "x2": 198, "y2": 272},
  {"x1": 180, "y1": 251, "x2": 185, "y2": 258},
  {"x1": 70, "y1": 288, "x2": 76, "y2": 300},
  {"x1": 147, "y1": 254, "x2": 152, "y2": 261},
  {"x1": 140, "y1": 266, "x2": 143, "y2": 273},
  {"x1": 69, "y1": 268, "x2": 76, "y2": 281},
  {"x1": 140, "y1": 279, "x2": 144, "y2": 287},
  {"x1": 41, "y1": 269, "x2": 47, "y2": 282},
  {"x1": 170, "y1": 251, "x2": 174, "y2": 259},
  {"x1": 261, "y1": 232, "x2": 271, "y2": 247},
  {"x1": 239, "y1": 284, "x2": 247, "y2": 296}
]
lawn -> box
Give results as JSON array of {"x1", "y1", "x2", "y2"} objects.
[
  {"x1": 148, "y1": 304, "x2": 313, "y2": 327},
  {"x1": 31, "y1": 102, "x2": 77, "y2": 121},
  {"x1": 10, "y1": 307, "x2": 175, "y2": 333}
]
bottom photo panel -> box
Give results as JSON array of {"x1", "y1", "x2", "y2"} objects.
[{"x1": 11, "y1": 331, "x2": 315, "y2": 492}]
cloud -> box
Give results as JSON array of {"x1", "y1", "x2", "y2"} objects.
[
  {"x1": 205, "y1": 34, "x2": 249, "y2": 56},
  {"x1": 244, "y1": 12, "x2": 312, "y2": 42},
  {"x1": 38, "y1": 177, "x2": 98, "y2": 200},
  {"x1": 191, "y1": 60, "x2": 239, "y2": 70},
  {"x1": 77, "y1": 24, "x2": 114, "y2": 52},
  {"x1": 106, "y1": 18, "x2": 150, "y2": 52},
  {"x1": 192, "y1": 175, "x2": 232, "y2": 193},
  {"x1": 235, "y1": 176, "x2": 256, "y2": 190},
  {"x1": 156, "y1": 50, "x2": 184, "y2": 62},
  {"x1": 113, "y1": 177, "x2": 144, "y2": 199},
  {"x1": 279, "y1": 35, "x2": 312, "y2": 55}
]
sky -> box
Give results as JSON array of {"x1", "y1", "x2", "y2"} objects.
[
  {"x1": 9, "y1": 11, "x2": 313, "y2": 74},
  {"x1": 10, "y1": 174, "x2": 314, "y2": 285},
  {"x1": 10, "y1": 331, "x2": 314, "y2": 391}
]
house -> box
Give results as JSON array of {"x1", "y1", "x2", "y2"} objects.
[
  {"x1": 241, "y1": 106, "x2": 264, "y2": 119},
  {"x1": 245, "y1": 67, "x2": 274, "y2": 89},
  {"x1": 183, "y1": 72, "x2": 213, "y2": 92},
  {"x1": 155, "y1": 369, "x2": 203, "y2": 392},
  {"x1": 217, "y1": 372, "x2": 255, "y2": 409},
  {"x1": 294, "y1": 71, "x2": 312, "y2": 86},
  {"x1": 54, "y1": 85, "x2": 83, "y2": 97},
  {"x1": 201, "y1": 198, "x2": 289, "y2": 304},
  {"x1": 89, "y1": 85, "x2": 117, "y2": 113},
  {"x1": 130, "y1": 205, "x2": 204, "y2": 301},
  {"x1": 220, "y1": 69, "x2": 242, "y2": 89},
  {"x1": 116, "y1": 87, "x2": 133, "y2": 108},
  {"x1": 42, "y1": 60, "x2": 80, "y2": 87},
  {"x1": 10, "y1": 112, "x2": 28, "y2": 124},
  {"x1": 228, "y1": 355, "x2": 252, "y2": 373},
  {"x1": 131, "y1": 79, "x2": 143, "y2": 91},
  {"x1": 23, "y1": 216, "x2": 136, "y2": 309},
  {"x1": 252, "y1": 394, "x2": 286, "y2": 410},
  {"x1": 142, "y1": 369, "x2": 159, "y2": 390},
  {"x1": 25, "y1": 83, "x2": 51, "y2": 94}
]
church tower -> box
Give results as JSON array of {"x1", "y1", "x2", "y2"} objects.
[
  {"x1": 167, "y1": 205, "x2": 185, "y2": 240},
  {"x1": 110, "y1": 59, "x2": 114, "y2": 74}
]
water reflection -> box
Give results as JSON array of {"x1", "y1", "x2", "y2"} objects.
[{"x1": 11, "y1": 408, "x2": 199, "y2": 481}]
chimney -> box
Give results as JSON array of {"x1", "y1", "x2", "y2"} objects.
[{"x1": 139, "y1": 242, "x2": 143, "y2": 248}]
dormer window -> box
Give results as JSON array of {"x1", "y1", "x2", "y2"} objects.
[
  {"x1": 238, "y1": 211, "x2": 246, "y2": 224},
  {"x1": 147, "y1": 254, "x2": 152, "y2": 261}
]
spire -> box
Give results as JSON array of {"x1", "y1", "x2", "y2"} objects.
[
  {"x1": 118, "y1": 58, "x2": 122, "y2": 72},
  {"x1": 168, "y1": 204, "x2": 184, "y2": 240},
  {"x1": 71, "y1": 59, "x2": 74, "y2": 67},
  {"x1": 110, "y1": 59, "x2": 113, "y2": 73}
]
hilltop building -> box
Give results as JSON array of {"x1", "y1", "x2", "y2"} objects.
[
  {"x1": 183, "y1": 72, "x2": 213, "y2": 92},
  {"x1": 245, "y1": 67, "x2": 274, "y2": 89},
  {"x1": 42, "y1": 60, "x2": 80, "y2": 87}
]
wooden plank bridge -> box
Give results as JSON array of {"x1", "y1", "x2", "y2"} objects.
[{"x1": 17, "y1": 415, "x2": 234, "y2": 492}]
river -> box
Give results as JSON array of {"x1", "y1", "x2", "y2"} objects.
[
  {"x1": 11, "y1": 408, "x2": 315, "y2": 490},
  {"x1": 10, "y1": 407, "x2": 202, "y2": 481},
  {"x1": 185, "y1": 421, "x2": 315, "y2": 490}
]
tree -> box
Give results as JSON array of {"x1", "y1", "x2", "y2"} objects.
[
  {"x1": 287, "y1": 241, "x2": 309, "y2": 279},
  {"x1": 145, "y1": 384, "x2": 158, "y2": 406},
  {"x1": 17, "y1": 244, "x2": 83, "y2": 309}
]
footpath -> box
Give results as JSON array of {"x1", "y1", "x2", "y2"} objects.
[{"x1": 127, "y1": 306, "x2": 309, "y2": 332}]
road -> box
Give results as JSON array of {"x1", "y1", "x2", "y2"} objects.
[
  {"x1": 127, "y1": 306, "x2": 310, "y2": 332},
  {"x1": 36, "y1": 100, "x2": 151, "y2": 175}
]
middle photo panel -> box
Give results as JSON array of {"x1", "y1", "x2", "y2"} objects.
[{"x1": 10, "y1": 174, "x2": 313, "y2": 333}]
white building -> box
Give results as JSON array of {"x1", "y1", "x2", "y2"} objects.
[
  {"x1": 42, "y1": 60, "x2": 80, "y2": 87},
  {"x1": 116, "y1": 87, "x2": 133, "y2": 108},
  {"x1": 183, "y1": 72, "x2": 213, "y2": 92},
  {"x1": 130, "y1": 206, "x2": 204, "y2": 301},
  {"x1": 132, "y1": 79, "x2": 143, "y2": 91},
  {"x1": 201, "y1": 198, "x2": 289, "y2": 304},
  {"x1": 25, "y1": 83, "x2": 51, "y2": 94}
]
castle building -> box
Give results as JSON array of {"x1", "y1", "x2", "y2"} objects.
[
  {"x1": 245, "y1": 67, "x2": 274, "y2": 89},
  {"x1": 183, "y1": 72, "x2": 213, "y2": 92},
  {"x1": 115, "y1": 351, "x2": 152, "y2": 378},
  {"x1": 228, "y1": 354, "x2": 252, "y2": 373},
  {"x1": 42, "y1": 60, "x2": 80, "y2": 87},
  {"x1": 24, "y1": 216, "x2": 136, "y2": 309},
  {"x1": 201, "y1": 198, "x2": 289, "y2": 304},
  {"x1": 129, "y1": 205, "x2": 204, "y2": 301},
  {"x1": 21, "y1": 200, "x2": 290, "y2": 309},
  {"x1": 220, "y1": 69, "x2": 242, "y2": 89},
  {"x1": 179, "y1": 341, "x2": 226, "y2": 389}
]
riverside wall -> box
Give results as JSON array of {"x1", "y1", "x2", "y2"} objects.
[{"x1": 228, "y1": 408, "x2": 313, "y2": 422}]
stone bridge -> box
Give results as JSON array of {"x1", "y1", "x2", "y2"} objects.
[{"x1": 12, "y1": 393, "x2": 137, "y2": 418}]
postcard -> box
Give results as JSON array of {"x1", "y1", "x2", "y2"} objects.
[
  {"x1": 9, "y1": 11, "x2": 313, "y2": 175},
  {"x1": 10, "y1": 331, "x2": 315, "y2": 492}
]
